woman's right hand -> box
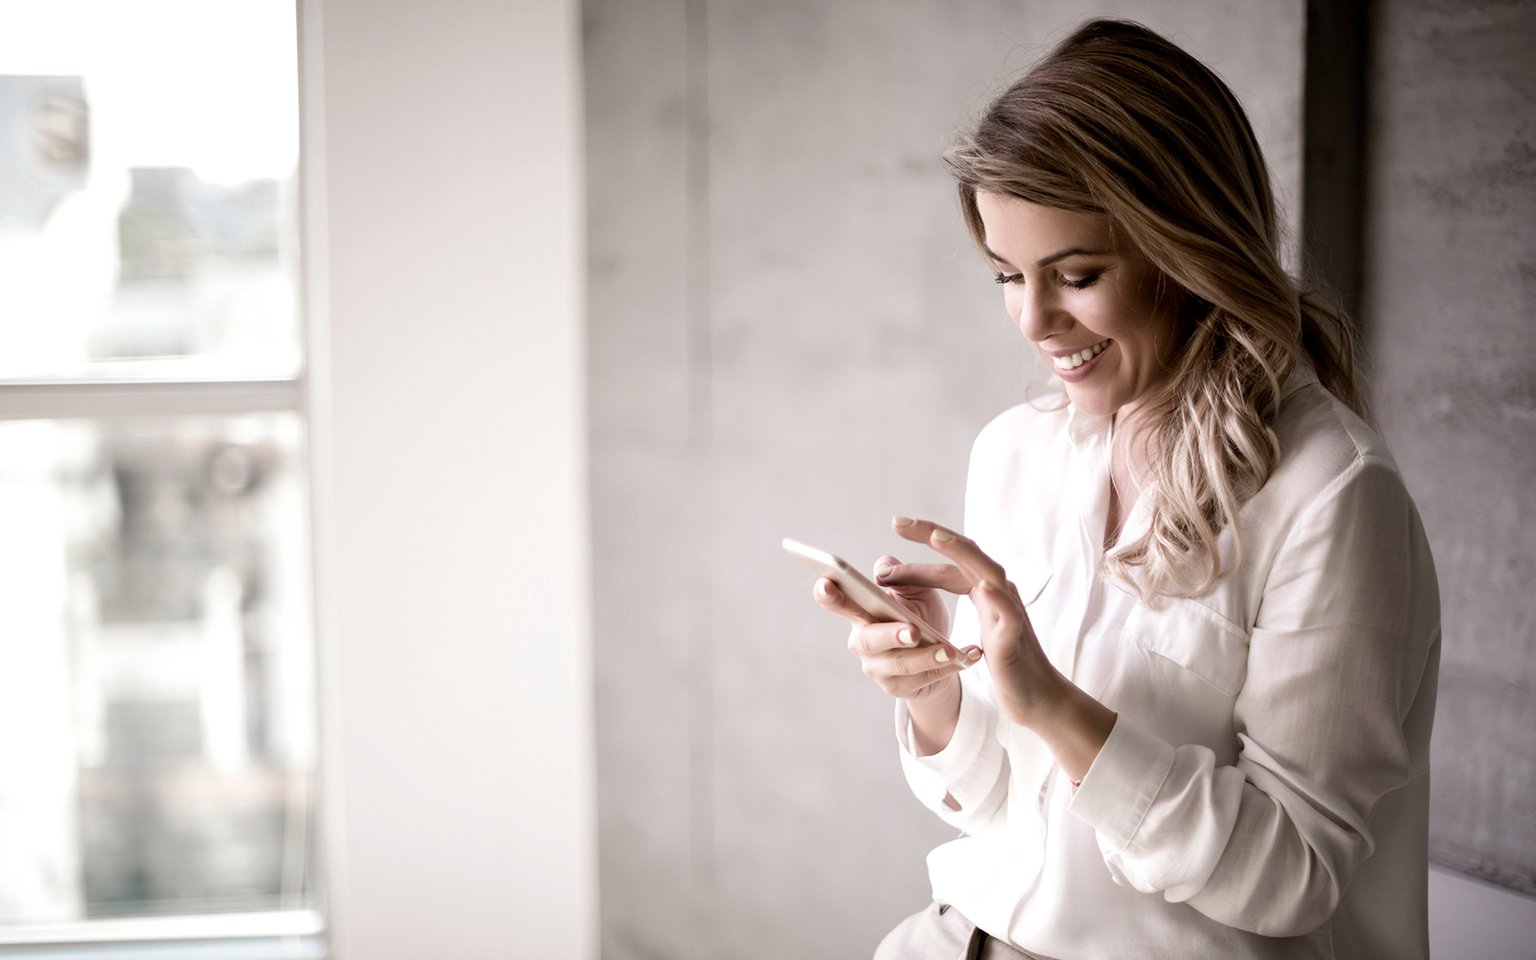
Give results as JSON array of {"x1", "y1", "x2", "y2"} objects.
[{"x1": 812, "y1": 553, "x2": 983, "y2": 707}]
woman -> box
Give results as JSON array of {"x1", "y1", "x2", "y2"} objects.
[{"x1": 811, "y1": 19, "x2": 1440, "y2": 960}]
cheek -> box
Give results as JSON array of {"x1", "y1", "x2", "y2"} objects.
[
  {"x1": 1001, "y1": 288, "x2": 1023, "y2": 325},
  {"x1": 1132, "y1": 296, "x2": 1187, "y2": 361},
  {"x1": 1097, "y1": 287, "x2": 1161, "y2": 345}
]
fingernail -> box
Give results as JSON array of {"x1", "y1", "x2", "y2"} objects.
[
  {"x1": 874, "y1": 563, "x2": 893, "y2": 578},
  {"x1": 935, "y1": 648, "x2": 950, "y2": 663},
  {"x1": 966, "y1": 647, "x2": 983, "y2": 662},
  {"x1": 898, "y1": 627, "x2": 915, "y2": 646},
  {"x1": 892, "y1": 515, "x2": 915, "y2": 527},
  {"x1": 932, "y1": 528, "x2": 955, "y2": 542},
  {"x1": 817, "y1": 580, "x2": 833, "y2": 597}
]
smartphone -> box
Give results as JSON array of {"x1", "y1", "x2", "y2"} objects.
[{"x1": 783, "y1": 537, "x2": 951, "y2": 648}]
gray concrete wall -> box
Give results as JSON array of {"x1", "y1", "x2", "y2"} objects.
[
  {"x1": 1363, "y1": 0, "x2": 1536, "y2": 900},
  {"x1": 585, "y1": 3, "x2": 1305, "y2": 957}
]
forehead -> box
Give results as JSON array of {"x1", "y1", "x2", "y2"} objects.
[{"x1": 974, "y1": 191, "x2": 1116, "y2": 259}]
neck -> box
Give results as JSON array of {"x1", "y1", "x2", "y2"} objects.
[
  {"x1": 1105, "y1": 409, "x2": 1152, "y2": 551},
  {"x1": 1111, "y1": 406, "x2": 1155, "y2": 493}
]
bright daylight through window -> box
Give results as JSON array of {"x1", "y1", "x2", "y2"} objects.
[{"x1": 0, "y1": 0, "x2": 318, "y2": 949}]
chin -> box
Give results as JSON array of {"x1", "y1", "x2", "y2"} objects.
[{"x1": 1061, "y1": 384, "x2": 1122, "y2": 418}]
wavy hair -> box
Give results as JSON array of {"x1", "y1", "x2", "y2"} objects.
[{"x1": 945, "y1": 19, "x2": 1364, "y2": 601}]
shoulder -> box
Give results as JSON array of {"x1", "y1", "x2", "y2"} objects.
[
  {"x1": 1249, "y1": 379, "x2": 1430, "y2": 581},
  {"x1": 1267, "y1": 380, "x2": 1408, "y2": 508},
  {"x1": 1246, "y1": 380, "x2": 1440, "y2": 633},
  {"x1": 1223, "y1": 379, "x2": 1437, "y2": 632}
]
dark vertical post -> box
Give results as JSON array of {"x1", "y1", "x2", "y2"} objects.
[{"x1": 1301, "y1": 0, "x2": 1370, "y2": 340}]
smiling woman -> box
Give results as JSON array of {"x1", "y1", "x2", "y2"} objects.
[{"x1": 805, "y1": 18, "x2": 1441, "y2": 960}]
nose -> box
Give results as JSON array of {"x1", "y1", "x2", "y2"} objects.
[{"x1": 1013, "y1": 282, "x2": 1070, "y2": 343}]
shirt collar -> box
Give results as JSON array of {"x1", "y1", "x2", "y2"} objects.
[
  {"x1": 1065, "y1": 400, "x2": 1111, "y2": 447},
  {"x1": 1283, "y1": 361, "x2": 1318, "y2": 400}
]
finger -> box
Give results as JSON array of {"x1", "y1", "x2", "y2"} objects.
[
  {"x1": 867, "y1": 642, "x2": 985, "y2": 696},
  {"x1": 863, "y1": 646, "x2": 931, "y2": 681},
  {"x1": 877, "y1": 643, "x2": 983, "y2": 676},
  {"x1": 887, "y1": 662, "x2": 973, "y2": 700},
  {"x1": 813, "y1": 578, "x2": 874, "y2": 626},
  {"x1": 892, "y1": 516, "x2": 1007, "y2": 590},
  {"x1": 847, "y1": 620, "x2": 921, "y2": 656},
  {"x1": 874, "y1": 559, "x2": 971, "y2": 595},
  {"x1": 854, "y1": 624, "x2": 979, "y2": 675},
  {"x1": 873, "y1": 659, "x2": 960, "y2": 696}
]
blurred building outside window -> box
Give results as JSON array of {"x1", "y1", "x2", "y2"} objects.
[{"x1": 0, "y1": 2, "x2": 320, "y2": 955}]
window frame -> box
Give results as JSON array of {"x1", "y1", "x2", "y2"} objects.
[
  {"x1": 0, "y1": 1, "x2": 320, "y2": 951},
  {"x1": 0, "y1": 0, "x2": 595, "y2": 955}
]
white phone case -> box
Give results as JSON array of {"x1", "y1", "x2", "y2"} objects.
[{"x1": 783, "y1": 537, "x2": 950, "y2": 647}]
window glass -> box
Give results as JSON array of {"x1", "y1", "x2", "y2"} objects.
[
  {"x1": 0, "y1": 0, "x2": 300, "y2": 381},
  {"x1": 0, "y1": 414, "x2": 314, "y2": 923}
]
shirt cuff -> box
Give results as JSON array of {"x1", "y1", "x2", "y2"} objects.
[
  {"x1": 1067, "y1": 715, "x2": 1176, "y2": 852},
  {"x1": 894, "y1": 680, "x2": 1002, "y2": 811}
]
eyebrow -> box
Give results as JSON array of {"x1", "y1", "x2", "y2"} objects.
[{"x1": 982, "y1": 244, "x2": 1108, "y2": 268}]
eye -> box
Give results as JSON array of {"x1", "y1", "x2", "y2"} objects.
[
  {"x1": 992, "y1": 271, "x2": 1024, "y2": 285},
  {"x1": 1059, "y1": 273, "x2": 1102, "y2": 290}
]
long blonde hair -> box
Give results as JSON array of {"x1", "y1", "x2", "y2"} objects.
[{"x1": 945, "y1": 19, "x2": 1363, "y2": 601}]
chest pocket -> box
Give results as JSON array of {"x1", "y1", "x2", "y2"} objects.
[
  {"x1": 1110, "y1": 596, "x2": 1250, "y2": 756},
  {"x1": 1123, "y1": 595, "x2": 1249, "y2": 697}
]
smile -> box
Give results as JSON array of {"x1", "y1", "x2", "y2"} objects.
[{"x1": 1052, "y1": 340, "x2": 1110, "y2": 370}]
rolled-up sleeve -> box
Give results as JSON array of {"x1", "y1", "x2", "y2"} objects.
[{"x1": 1068, "y1": 455, "x2": 1440, "y2": 936}]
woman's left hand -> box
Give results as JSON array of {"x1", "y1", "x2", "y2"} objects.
[{"x1": 877, "y1": 515, "x2": 1069, "y2": 730}]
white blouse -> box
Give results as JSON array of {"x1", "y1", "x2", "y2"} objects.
[{"x1": 895, "y1": 367, "x2": 1441, "y2": 959}]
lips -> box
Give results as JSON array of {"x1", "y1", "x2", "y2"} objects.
[
  {"x1": 1052, "y1": 339, "x2": 1110, "y2": 370},
  {"x1": 1049, "y1": 340, "x2": 1113, "y2": 383}
]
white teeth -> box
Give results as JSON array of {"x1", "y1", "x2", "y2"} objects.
[{"x1": 1052, "y1": 340, "x2": 1109, "y2": 370}]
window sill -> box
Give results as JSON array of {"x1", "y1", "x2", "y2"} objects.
[{"x1": 0, "y1": 912, "x2": 323, "y2": 960}]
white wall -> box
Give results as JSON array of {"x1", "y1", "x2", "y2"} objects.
[{"x1": 302, "y1": 0, "x2": 593, "y2": 958}]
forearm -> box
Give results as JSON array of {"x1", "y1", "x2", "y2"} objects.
[
  {"x1": 1023, "y1": 673, "x2": 1117, "y2": 781},
  {"x1": 905, "y1": 658, "x2": 1111, "y2": 811},
  {"x1": 908, "y1": 674, "x2": 962, "y2": 756}
]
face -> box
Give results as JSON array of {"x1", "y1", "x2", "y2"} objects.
[{"x1": 975, "y1": 191, "x2": 1186, "y2": 419}]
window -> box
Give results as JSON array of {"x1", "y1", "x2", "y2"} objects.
[{"x1": 0, "y1": 2, "x2": 320, "y2": 955}]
